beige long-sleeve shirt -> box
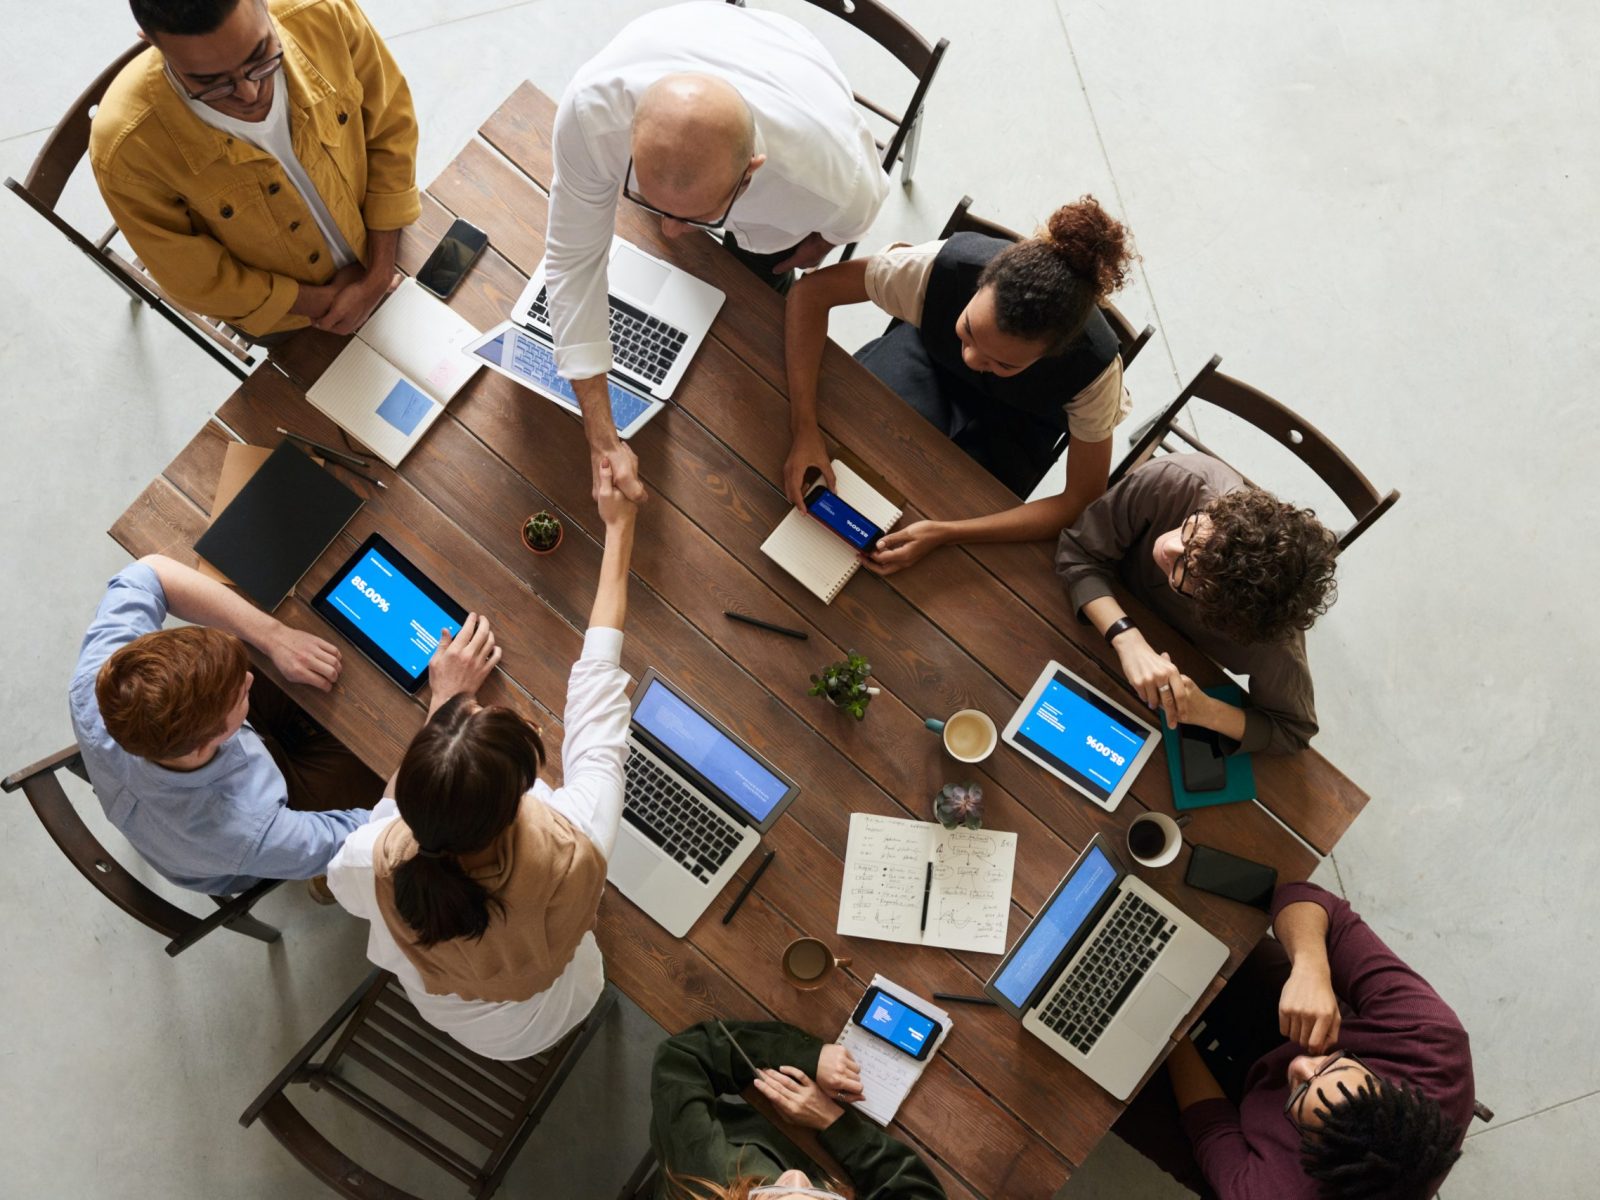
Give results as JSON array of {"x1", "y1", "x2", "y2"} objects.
[{"x1": 1054, "y1": 455, "x2": 1318, "y2": 755}]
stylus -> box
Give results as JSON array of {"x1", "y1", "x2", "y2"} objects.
[
  {"x1": 276, "y1": 427, "x2": 371, "y2": 470},
  {"x1": 918, "y1": 861, "x2": 933, "y2": 934},
  {"x1": 724, "y1": 611, "x2": 808, "y2": 640},
  {"x1": 721, "y1": 849, "x2": 776, "y2": 925},
  {"x1": 932, "y1": 993, "x2": 998, "y2": 1006}
]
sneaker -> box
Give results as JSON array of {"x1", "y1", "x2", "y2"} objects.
[{"x1": 306, "y1": 875, "x2": 336, "y2": 906}]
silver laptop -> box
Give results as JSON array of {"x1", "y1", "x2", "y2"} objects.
[
  {"x1": 608, "y1": 669, "x2": 799, "y2": 938},
  {"x1": 511, "y1": 237, "x2": 724, "y2": 401},
  {"x1": 984, "y1": 834, "x2": 1227, "y2": 1100}
]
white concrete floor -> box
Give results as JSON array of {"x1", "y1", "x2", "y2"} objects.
[{"x1": 1, "y1": 1, "x2": 1595, "y2": 1197}]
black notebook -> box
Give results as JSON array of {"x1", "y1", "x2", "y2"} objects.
[{"x1": 194, "y1": 442, "x2": 364, "y2": 611}]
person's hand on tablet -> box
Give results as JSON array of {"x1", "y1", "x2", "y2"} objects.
[
  {"x1": 426, "y1": 613, "x2": 501, "y2": 712},
  {"x1": 268, "y1": 625, "x2": 342, "y2": 692}
]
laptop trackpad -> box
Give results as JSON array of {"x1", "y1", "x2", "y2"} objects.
[
  {"x1": 1124, "y1": 975, "x2": 1191, "y2": 1044},
  {"x1": 611, "y1": 245, "x2": 670, "y2": 305}
]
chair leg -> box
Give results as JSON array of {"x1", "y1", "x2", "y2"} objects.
[
  {"x1": 900, "y1": 110, "x2": 925, "y2": 186},
  {"x1": 616, "y1": 1148, "x2": 659, "y2": 1200}
]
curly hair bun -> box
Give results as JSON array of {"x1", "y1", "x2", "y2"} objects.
[{"x1": 1043, "y1": 196, "x2": 1135, "y2": 300}]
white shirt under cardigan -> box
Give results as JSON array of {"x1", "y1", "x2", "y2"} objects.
[
  {"x1": 328, "y1": 627, "x2": 630, "y2": 1060},
  {"x1": 546, "y1": 1, "x2": 889, "y2": 381}
]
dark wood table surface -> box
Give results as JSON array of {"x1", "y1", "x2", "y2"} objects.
[{"x1": 110, "y1": 84, "x2": 1368, "y2": 1199}]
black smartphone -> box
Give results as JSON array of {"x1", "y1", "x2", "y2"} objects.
[
  {"x1": 1185, "y1": 844, "x2": 1278, "y2": 911},
  {"x1": 1178, "y1": 722, "x2": 1227, "y2": 792},
  {"x1": 416, "y1": 218, "x2": 489, "y2": 300},
  {"x1": 803, "y1": 480, "x2": 885, "y2": 554},
  {"x1": 851, "y1": 986, "x2": 939, "y2": 1061}
]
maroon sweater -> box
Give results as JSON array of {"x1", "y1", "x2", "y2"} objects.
[{"x1": 1179, "y1": 883, "x2": 1473, "y2": 1198}]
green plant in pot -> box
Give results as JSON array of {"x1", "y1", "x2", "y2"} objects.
[
  {"x1": 933, "y1": 782, "x2": 984, "y2": 829},
  {"x1": 521, "y1": 510, "x2": 563, "y2": 555},
  {"x1": 808, "y1": 651, "x2": 876, "y2": 720}
]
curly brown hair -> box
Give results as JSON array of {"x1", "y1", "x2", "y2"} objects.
[
  {"x1": 96, "y1": 625, "x2": 249, "y2": 759},
  {"x1": 1183, "y1": 489, "x2": 1339, "y2": 644},
  {"x1": 977, "y1": 195, "x2": 1138, "y2": 354}
]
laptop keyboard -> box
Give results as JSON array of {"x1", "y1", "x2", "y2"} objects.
[
  {"x1": 622, "y1": 748, "x2": 742, "y2": 883},
  {"x1": 1038, "y1": 892, "x2": 1176, "y2": 1055},
  {"x1": 525, "y1": 286, "x2": 688, "y2": 386}
]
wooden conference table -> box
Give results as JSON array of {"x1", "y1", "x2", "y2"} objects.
[{"x1": 111, "y1": 84, "x2": 1368, "y2": 1199}]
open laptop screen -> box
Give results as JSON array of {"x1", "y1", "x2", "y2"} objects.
[
  {"x1": 633, "y1": 680, "x2": 790, "y2": 823},
  {"x1": 991, "y1": 845, "x2": 1120, "y2": 1010}
]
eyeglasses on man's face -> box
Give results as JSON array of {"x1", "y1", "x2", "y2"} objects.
[
  {"x1": 1169, "y1": 511, "x2": 1204, "y2": 596},
  {"x1": 173, "y1": 34, "x2": 285, "y2": 103},
  {"x1": 1284, "y1": 1050, "x2": 1378, "y2": 1126},
  {"x1": 622, "y1": 155, "x2": 749, "y2": 232}
]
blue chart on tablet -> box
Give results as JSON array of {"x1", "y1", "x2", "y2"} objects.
[
  {"x1": 1004, "y1": 661, "x2": 1159, "y2": 811},
  {"x1": 327, "y1": 546, "x2": 460, "y2": 679}
]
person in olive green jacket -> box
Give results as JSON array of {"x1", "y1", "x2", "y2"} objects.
[
  {"x1": 91, "y1": 0, "x2": 419, "y2": 339},
  {"x1": 650, "y1": 1021, "x2": 946, "y2": 1200}
]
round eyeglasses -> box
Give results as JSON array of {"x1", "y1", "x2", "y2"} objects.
[
  {"x1": 1169, "y1": 511, "x2": 1203, "y2": 596},
  {"x1": 172, "y1": 44, "x2": 285, "y2": 104}
]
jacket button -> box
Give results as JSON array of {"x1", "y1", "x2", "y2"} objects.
[
  {"x1": 337, "y1": 111, "x2": 348, "y2": 125},
  {"x1": 220, "y1": 205, "x2": 234, "y2": 218},
  {"x1": 268, "y1": 182, "x2": 281, "y2": 195},
  {"x1": 289, "y1": 220, "x2": 301, "y2": 232},
  {"x1": 309, "y1": 251, "x2": 320, "y2": 263}
]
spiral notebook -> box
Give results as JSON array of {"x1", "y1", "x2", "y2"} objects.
[
  {"x1": 836, "y1": 976, "x2": 951, "y2": 1126},
  {"x1": 760, "y1": 458, "x2": 903, "y2": 603}
]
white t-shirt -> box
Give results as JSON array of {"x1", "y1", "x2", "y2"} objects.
[
  {"x1": 177, "y1": 70, "x2": 357, "y2": 269},
  {"x1": 328, "y1": 628, "x2": 630, "y2": 1061}
]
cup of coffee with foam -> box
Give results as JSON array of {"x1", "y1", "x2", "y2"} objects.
[
  {"x1": 1126, "y1": 812, "x2": 1188, "y2": 868},
  {"x1": 782, "y1": 937, "x2": 851, "y2": 990},
  {"x1": 925, "y1": 709, "x2": 998, "y2": 763}
]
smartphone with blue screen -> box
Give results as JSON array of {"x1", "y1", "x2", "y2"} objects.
[
  {"x1": 850, "y1": 987, "x2": 939, "y2": 1061},
  {"x1": 803, "y1": 480, "x2": 885, "y2": 554}
]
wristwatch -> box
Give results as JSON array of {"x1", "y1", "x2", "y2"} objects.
[{"x1": 1103, "y1": 616, "x2": 1138, "y2": 647}]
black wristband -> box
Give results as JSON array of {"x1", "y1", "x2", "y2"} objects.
[{"x1": 1103, "y1": 617, "x2": 1137, "y2": 647}]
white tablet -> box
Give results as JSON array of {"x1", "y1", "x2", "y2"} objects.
[
  {"x1": 1002, "y1": 660, "x2": 1160, "y2": 813},
  {"x1": 463, "y1": 321, "x2": 664, "y2": 439}
]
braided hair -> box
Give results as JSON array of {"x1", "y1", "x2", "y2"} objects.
[{"x1": 1300, "y1": 1077, "x2": 1464, "y2": 1199}]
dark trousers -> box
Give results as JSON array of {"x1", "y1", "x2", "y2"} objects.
[
  {"x1": 1110, "y1": 938, "x2": 1295, "y2": 1197},
  {"x1": 721, "y1": 233, "x2": 799, "y2": 294},
  {"x1": 854, "y1": 322, "x2": 1064, "y2": 498},
  {"x1": 247, "y1": 673, "x2": 384, "y2": 814}
]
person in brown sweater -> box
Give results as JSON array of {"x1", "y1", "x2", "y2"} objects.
[{"x1": 1054, "y1": 453, "x2": 1339, "y2": 754}]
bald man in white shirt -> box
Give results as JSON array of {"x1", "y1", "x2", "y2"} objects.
[{"x1": 546, "y1": 1, "x2": 890, "y2": 503}]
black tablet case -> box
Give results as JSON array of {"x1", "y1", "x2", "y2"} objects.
[{"x1": 194, "y1": 442, "x2": 363, "y2": 611}]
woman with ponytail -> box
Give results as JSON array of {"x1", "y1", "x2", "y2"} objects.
[
  {"x1": 327, "y1": 463, "x2": 638, "y2": 1059},
  {"x1": 783, "y1": 195, "x2": 1138, "y2": 574}
]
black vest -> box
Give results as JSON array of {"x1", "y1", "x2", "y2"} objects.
[{"x1": 918, "y1": 233, "x2": 1120, "y2": 429}]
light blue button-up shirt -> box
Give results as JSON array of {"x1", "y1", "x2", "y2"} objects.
[{"x1": 68, "y1": 564, "x2": 370, "y2": 894}]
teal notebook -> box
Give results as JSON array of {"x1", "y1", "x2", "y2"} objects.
[{"x1": 1161, "y1": 683, "x2": 1256, "y2": 810}]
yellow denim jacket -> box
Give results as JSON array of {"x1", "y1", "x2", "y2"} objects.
[{"x1": 89, "y1": 0, "x2": 419, "y2": 336}]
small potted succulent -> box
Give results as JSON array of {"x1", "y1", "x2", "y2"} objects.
[
  {"x1": 933, "y1": 782, "x2": 985, "y2": 830},
  {"x1": 808, "y1": 651, "x2": 877, "y2": 721},
  {"x1": 521, "y1": 510, "x2": 563, "y2": 555}
]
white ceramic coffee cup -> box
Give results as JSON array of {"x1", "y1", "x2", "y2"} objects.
[
  {"x1": 924, "y1": 709, "x2": 998, "y2": 763},
  {"x1": 1126, "y1": 812, "x2": 1185, "y2": 868}
]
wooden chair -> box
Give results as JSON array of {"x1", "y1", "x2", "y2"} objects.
[
  {"x1": 1111, "y1": 354, "x2": 1401, "y2": 554},
  {"x1": 729, "y1": 0, "x2": 950, "y2": 259},
  {"x1": 241, "y1": 970, "x2": 619, "y2": 1199},
  {"x1": 3, "y1": 42, "x2": 258, "y2": 379},
  {"x1": 937, "y1": 193, "x2": 1155, "y2": 368},
  {"x1": 3, "y1": 746, "x2": 283, "y2": 956},
  {"x1": 616, "y1": 1150, "x2": 659, "y2": 1199}
]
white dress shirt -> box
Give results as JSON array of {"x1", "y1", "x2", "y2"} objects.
[
  {"x1": 328, "y1": 627, "x2": 631, "y2": 1061},
  {"x1": 546, "y1": 1, "x2": 889, "y2": 380}
]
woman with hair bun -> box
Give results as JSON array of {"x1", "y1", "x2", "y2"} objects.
[
  {"x1": 783, "y1": 195, "x2": 1138, "y2": 574},
  {"x1": 327, "y1": 463, "x2": 638, "y2": 1059}
]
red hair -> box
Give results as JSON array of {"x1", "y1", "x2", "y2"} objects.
[{"x1": 96, "y1": 626, "x2": 249, "y2": 759}]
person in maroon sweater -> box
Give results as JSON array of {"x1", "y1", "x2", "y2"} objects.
[{"x1": 1113, "y1": 882, "x2": 1473, "y2": 1199}]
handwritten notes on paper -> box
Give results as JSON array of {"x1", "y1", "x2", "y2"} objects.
[{"x1": 837, "y1": 813, "x2": 1017, "y2": 955}]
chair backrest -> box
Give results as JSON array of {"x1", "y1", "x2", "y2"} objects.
[
  {"x1": 934, "y1": 193, "x2": 1155, "y2": 368},
  {"x1": 3, "y1": 746, "x2": 281, "y2": 955},
  {"x1": 242, "y1": 971, "x2": 617, "y2": 1199},
  {"x1": 1111, "y1": 354, "x2": 1401, "y2": 553}
]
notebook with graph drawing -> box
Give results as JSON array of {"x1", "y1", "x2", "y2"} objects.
[
  {"x1": 305, "y1": 279, "x2": 481, "y2": 468},
  {"x1": 760, "y1": 459, "x2": 903, "y2": 603}
]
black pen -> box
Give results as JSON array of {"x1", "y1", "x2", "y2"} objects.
[
  {"x1": 933, "y1": 993, "x2": 998, "y2": 1006},
  {"x1": 723, "y1": 610, "x2": 808, "y2": 640},
  {"x1": 721, "y1": 849, "x2": 776, "y2": 924},
  {"x1": 918, "y1": 860, "x2": 933, "y2": 934},
  {"x1": 276, "y1": 426, "x2": 371, "y2": 470}
]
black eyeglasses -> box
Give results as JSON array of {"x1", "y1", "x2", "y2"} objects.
[
  {"x1": 173, "y1": 43, "x2": 285, "y2": 103},
  {"x1": 1284, "y1": 1051, "x2": 1377, "y2": 1125},
  {"x1": 621, "y1": 155, "x2": 748, "y2": 232},
  {"x1": 1169, "y1": 511, "x2": 1204, "y2": 596}
]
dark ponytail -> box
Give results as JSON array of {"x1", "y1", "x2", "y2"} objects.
[
  {"x1": 391, "y1": 696, "x2": 546, "y2": 947},
  {"x1": 976, "y1": 194, "x2": 1136, "y2": 354}
]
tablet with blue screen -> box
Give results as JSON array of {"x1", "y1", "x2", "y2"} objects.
[
  {"x1": 465, "y1": 321, "x2": 664, "y2": 439},
  {"x1": 311, "y1": 533, "x2": 468, "y2": 694},
  {"x1": 1002, "y1": 660, "x2": 1160, "y2": 812}
]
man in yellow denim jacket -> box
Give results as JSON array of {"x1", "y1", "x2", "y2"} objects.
[{"x1": 90, "y1": 0, "x2": 420, "y2": 339}]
